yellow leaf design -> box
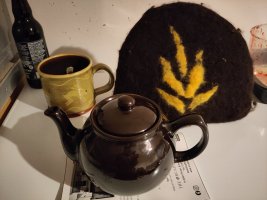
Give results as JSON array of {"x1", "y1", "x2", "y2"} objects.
[
  {"x1": 157, "y1": 88, "x2": 185, "y2": 114},
  {"x1": 170, "y1": 26, "x2": 187, "y2": 78},
  {"x1": 185, "y1": 50, "x2": 205, "y2": 98},
  {"x1": 160, "y1": 56, "x2": 185, "y2": 96},
  {"x1": 157, "y1": 26, "x2": 219, "y2": 118},
  {"x1": 188, "y1": 86, "x2": 218, "y2": 110}
]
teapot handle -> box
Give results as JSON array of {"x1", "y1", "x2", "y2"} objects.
[{"x1": 162, "y1": 114, "x2": 209, "y2": 163}]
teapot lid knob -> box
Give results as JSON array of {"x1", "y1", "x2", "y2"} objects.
[{"x1": 118, "y1": 95, "x2": 135, "y2": 111}]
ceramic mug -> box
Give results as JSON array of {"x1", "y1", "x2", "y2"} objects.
[{"x1": 37, "y1": 53, "x2": 115, "y2": 117}]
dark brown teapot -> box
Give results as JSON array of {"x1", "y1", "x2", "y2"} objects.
[{"x1": 45, "y1": 94, "x2": 208, "y2": 195}]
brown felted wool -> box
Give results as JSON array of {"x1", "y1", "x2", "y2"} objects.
[{"x1": 114, "y1": 2, "x2": 254, "y2": 123}]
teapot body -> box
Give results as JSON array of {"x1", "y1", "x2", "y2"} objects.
[
  {"x1": 44, "y1": 93, "x2": 209, "y2": 195},
  {"x1": 79, "y1": 126, "x2": 174, "y2": 195}
]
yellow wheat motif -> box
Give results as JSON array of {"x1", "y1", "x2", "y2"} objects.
[{"x1": 157, "y1": 26, "x2": 218, "y2": 116}]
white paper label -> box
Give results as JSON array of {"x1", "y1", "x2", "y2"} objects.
[{"x1": 16, "y1": 39, "x2": 47, "y2": 80}]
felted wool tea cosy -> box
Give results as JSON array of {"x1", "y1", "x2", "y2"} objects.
[{"x1": 114, "y1": 2, "x2": 254, "y2": 123}]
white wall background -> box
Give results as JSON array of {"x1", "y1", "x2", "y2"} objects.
[{"x1": 4, "y1": 0, "x2": 267, "y2": 75}]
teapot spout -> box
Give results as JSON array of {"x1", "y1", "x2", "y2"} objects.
[{"x1": 45, "y1": 106, "x2": 79, "y2": 161}]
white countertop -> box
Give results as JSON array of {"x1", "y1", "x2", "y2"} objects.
[
  {"x1": 0, "y1": 83, "x2": 110, "y2": 200},
  {"x1": 1, "y1": 84, "x2": 267, "y2": 200},
  {"x1": 1, "y1": 0, "x2": 267, "y2": 200}
]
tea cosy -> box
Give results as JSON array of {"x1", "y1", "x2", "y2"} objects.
[{"x1": 114, "y1": 2, "x2": 254, "y2": 123}]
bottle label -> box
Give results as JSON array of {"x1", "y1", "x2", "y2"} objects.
[{"x1": 16, "y1": 39, "x2": 48, "y2": 80}]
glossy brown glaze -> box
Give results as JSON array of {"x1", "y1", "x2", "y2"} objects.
[
  {"x1": 91, "y1": 94, "x2": 160, "y2": 137},
  {"x1": 45, "y1": 93, "x2": 209, "y2": 195},
  {"x1": 79, "y1": 128, "x2": 173, "y2": 195}
]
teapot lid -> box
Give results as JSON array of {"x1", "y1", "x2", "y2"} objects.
[{"x1": 91, "y1": 94, "x2": 160, "y2": 137}]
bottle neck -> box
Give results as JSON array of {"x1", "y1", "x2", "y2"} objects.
[{"x1": 12, "y1": 0, "x2": 33, "y2": 19}]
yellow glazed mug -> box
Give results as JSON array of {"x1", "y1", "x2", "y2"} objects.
[{"x1": 37, "y1": 54, "x2": 115, "y2": 117}]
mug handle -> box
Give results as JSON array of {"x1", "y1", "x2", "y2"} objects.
[
  {"x1": 162, "y1": 114, "x2": 209, "y2": 163},
  {"x1": 91, "y1": 63, "x2": 115, "y2": 96}
]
